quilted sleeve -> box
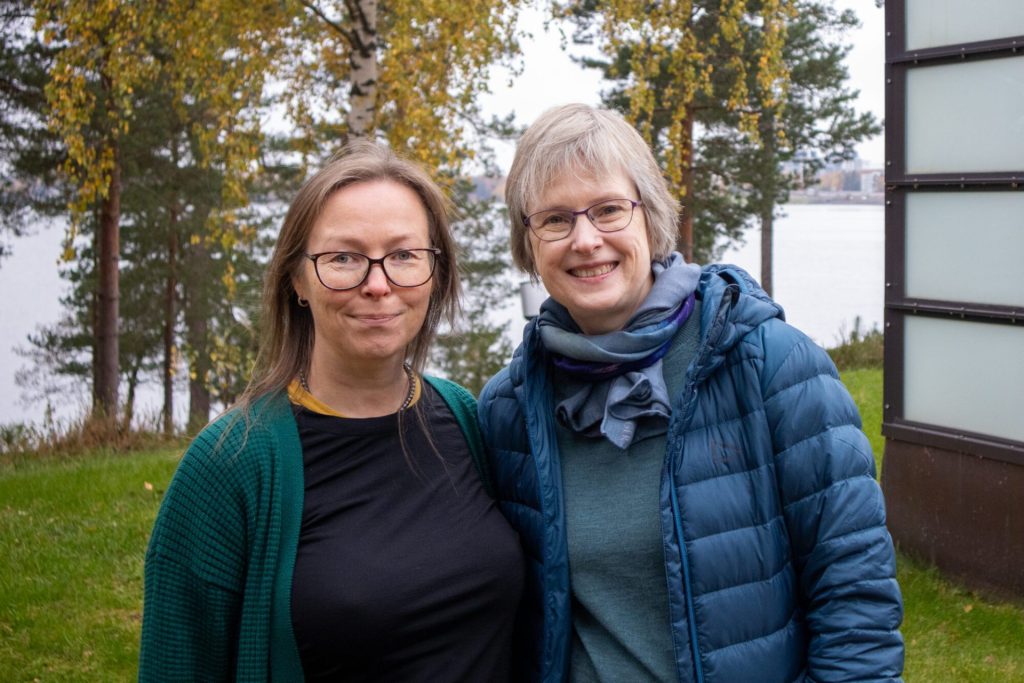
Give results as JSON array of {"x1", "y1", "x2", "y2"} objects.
[
  {"x1": 759, "y1": 321, "x2": 904, "y2": 682},
  {"x1": 477, "y1": 368, "x2": 514, "y2": 470}
]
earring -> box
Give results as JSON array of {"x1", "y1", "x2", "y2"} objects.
[{"x1": 297, "y1": 296, "x2": 309, "y2": 307}]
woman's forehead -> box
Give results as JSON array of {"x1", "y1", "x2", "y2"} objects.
[{"x1": 533, "y1": 164, "x2": 634, "y2": 208}]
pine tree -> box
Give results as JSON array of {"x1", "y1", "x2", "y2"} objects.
[
  {"x1": 0, "y1": 0, "x2": 64, "y2": 261},
  {"x1": 557, "y1": 0, "x2": 878, "y2": 283},
  {"x1": 556, "y1": 0, "x2": 793, "y2": 261},
  {"x1": 433, "y1": 177, "x2": 516, "y2": 395},
  {"x1": 34, "y1": 0, "x2": 285, "y2": 427}
]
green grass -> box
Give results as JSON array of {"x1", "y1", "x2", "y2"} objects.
[
  {"x1": 0, "y1": 448, "x2": 180, "y2": 682},
  {"x1": 840, "y1": 367, "x2": 885, "y2": 473},
  {"x1": 1, "y1": 374, "x2": 1023, "y2": 680}
]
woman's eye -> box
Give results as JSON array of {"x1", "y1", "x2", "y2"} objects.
[
  {"x1": 324, "y1": 253, "x2": 362, "y2": 268},
  {"x1": 542, "y1": 213, "x2": 569, "y2": 226}
]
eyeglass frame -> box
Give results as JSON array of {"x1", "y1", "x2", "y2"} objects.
[
  {"x1": 522, "y1": 198, "x2": 642, "y2": 242},
  {"x1": 303, "y1": 247, "x2": 442, "y2": 291}
]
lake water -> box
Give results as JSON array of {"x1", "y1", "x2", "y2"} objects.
[
  {"x1": 0, "y1": 203, "x2": 884, "y2": 426},
  {"x1": 718, "y1": 203, "x2": 884, "y2": 346}
]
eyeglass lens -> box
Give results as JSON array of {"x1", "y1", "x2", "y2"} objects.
[
  {"x1": 528, "y1": 199, "x2": 636, "y2": 241},
  {"x1": 314, "y1": 249, "x2": 436, "y2": 290}
]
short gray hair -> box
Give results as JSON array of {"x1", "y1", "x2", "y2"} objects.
[{"x1": 504, "y1": 103, "x2": 679, "y2": 276}]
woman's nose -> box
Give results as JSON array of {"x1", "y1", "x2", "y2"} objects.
[
  {"x1": 570, "y1": 214, "x2": 603, "y2": 252},
  {"x1": 361, "y1": 262, "x2": 392, "y2": 296}
]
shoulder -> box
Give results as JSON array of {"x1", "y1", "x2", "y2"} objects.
[
  {"x1": 748, "y1": 318, "x2": 841, "y2": 400},
  {"x1": 423, "y1": 375, "x2": 481, "y2": 437},
  {"x1": 478, "y1": 365, "x2": 518, "y2": 424},
  {"x1": 479, "y1": 365, "x2": 513, "y2": 404},
  {"x1": 182, "y1": 393, "x2": 294, "y2": 474},
  {"x1": 159, "y1": 392, "x2": 300, "y2": 528},
  {"x1": 423, "y1": 375, "x2": 476, "y2": 406},
  {"x1": 148, "y1": 393, "x2": 297, "y2": 571},
  {"x1": 477, "y1": 363, "x2": 533, "y2": 456}
]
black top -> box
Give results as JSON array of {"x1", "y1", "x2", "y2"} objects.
[{"x1": 290, "y1": 382, "x2": 524, "y2": 682}]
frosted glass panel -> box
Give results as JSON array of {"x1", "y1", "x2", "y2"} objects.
[
  {"x1": 906, "y1": 192, "x2": 1024, "y2": 307},
  {"x1": 904, "y1": 317, "x2": 1024, "y2": 443},
  {"x1": 906, "y1": 0, "x2": 1024, "y2": 50},
  {"x1": 906, "y1": 58, "x2": 1024, "y2": 174}
]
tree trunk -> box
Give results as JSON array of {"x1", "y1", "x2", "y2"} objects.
[
  {"x1": 122, "y1": 362, "x2": 139, "y2": 432},
  {"x1": 94, "y1": 144, "x2": 121, "y2": 420},
  {"x1": 162, "y1": 211, "x2": 178, "y2": 436},
  {"x1": 346, "y1": 0, "x2": 378, "y2": 138},
  {"x1": 760, "y1": 208, "x2": 774, "y2": 297},
  {"x1": 184, "y1": 238, "x2": 211, "y2": 434},
  {"x1": 759, "y1": 115, "x2": 779, "y2": 297},
  {"x1": 187, "y1": 325, "x2": 211, "y2": 434},
  {"x1": 678, "y1": 109, "x2": 695, "y2": 263}
]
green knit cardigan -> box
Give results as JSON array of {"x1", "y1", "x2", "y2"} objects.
[{"x1": 139, "y1": 377, "x2": 490, "y2": 682}]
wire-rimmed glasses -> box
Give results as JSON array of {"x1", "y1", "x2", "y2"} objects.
[
  {"x1": 304, "y1": 247, "x2": 441, "y2": 291},
  {"x1": 523, "y1": 198, "x2": 641, "y2": 242}
]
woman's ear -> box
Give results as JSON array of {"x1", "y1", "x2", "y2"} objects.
[{"x1": 292, "y1": 273, "x2": 308, "y2": 306}]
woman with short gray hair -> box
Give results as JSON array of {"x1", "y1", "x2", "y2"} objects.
[{"x1": 480, "y1": 103, "x2": 904, "y2": 682}]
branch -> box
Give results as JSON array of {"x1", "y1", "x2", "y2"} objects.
[{"x1": 300, "y1": 0, "x2": 361, "y2": 51}]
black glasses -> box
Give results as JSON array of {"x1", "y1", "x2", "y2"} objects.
[
  {"x1": 523, "y1": 198, "x2": 641, "y2": 242},
  {"x1": 304, "y1": 248, "x2": 441, "y2": 291}
]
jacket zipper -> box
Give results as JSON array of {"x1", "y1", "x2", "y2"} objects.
[
  {"x1": 670, "y1": 453, "x2": 705, "y2": 683},
  {"x1": 669, "y1": 285, "x2": 737, "y2": 683}
]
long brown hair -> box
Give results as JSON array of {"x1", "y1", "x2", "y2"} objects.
[{"x1": 235, "y1": 140, "x2": 461, "y2": 416}]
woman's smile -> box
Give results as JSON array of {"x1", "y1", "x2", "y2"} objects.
[{"x1": 568, "y1": 262, "x2": 618, "y2": 279}]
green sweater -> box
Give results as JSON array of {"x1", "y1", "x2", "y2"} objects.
[{"x1": 139, "y1": 377, "x2": 489, "y2": 682}]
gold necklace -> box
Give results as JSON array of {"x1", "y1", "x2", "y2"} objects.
[{"x1": 298, "y1": 362, "x2": 416, "y2": 411}]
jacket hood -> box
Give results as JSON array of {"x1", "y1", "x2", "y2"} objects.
[{"x1": 690, "y1": 263, "x2": 785, "y2": 386}]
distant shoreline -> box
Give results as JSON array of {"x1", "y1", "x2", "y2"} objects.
[{"x1": 788, "y1": 191, "x2": 884, "y2": 206}]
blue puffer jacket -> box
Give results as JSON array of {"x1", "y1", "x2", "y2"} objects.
[{"x1": 478, "y1": 265, "x2": 904, "y2": 683}]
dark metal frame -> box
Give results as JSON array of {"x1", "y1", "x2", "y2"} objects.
[{"x1": 884, "y1": 5, "x2": 1024, "y2": 467}]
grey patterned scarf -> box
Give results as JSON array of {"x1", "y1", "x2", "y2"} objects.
[{"x1": 537, "y1": 252, "x2": 701, "y2": 449}]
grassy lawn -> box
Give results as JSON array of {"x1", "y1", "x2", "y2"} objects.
[
  {"x1": 0, "y1": 448, "x2": 180, "y2": 682},
  {"x1": 1, "y1": 374, "x2": 1022, "y2": 680}
]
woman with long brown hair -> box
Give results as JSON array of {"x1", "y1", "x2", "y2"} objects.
[{"x1": 140, "y1": 141, "x2": 523, "y2": 681}]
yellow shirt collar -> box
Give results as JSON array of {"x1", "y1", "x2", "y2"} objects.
[{"x1": 286, "y1": 374, "x2": 421, "y2": 417}]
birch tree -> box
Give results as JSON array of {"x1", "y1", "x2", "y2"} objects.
[{"x1": 289, "y1": 0, "x2": 525, "y2": 175}]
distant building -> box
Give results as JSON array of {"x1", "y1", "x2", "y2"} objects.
[{"x1": 785, "y1": 152, "x2": 883, "y2": 203}]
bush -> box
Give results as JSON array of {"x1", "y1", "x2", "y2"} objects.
[
  {"x1": 0, "y1": 422, "x2": 39, "y2": 454},
  {"x1": 827, "y1": 316, "x2": 884, "y2": 371},
  {"x1": 0, "y1": 407, "x2": 181, "y2": 464}
]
